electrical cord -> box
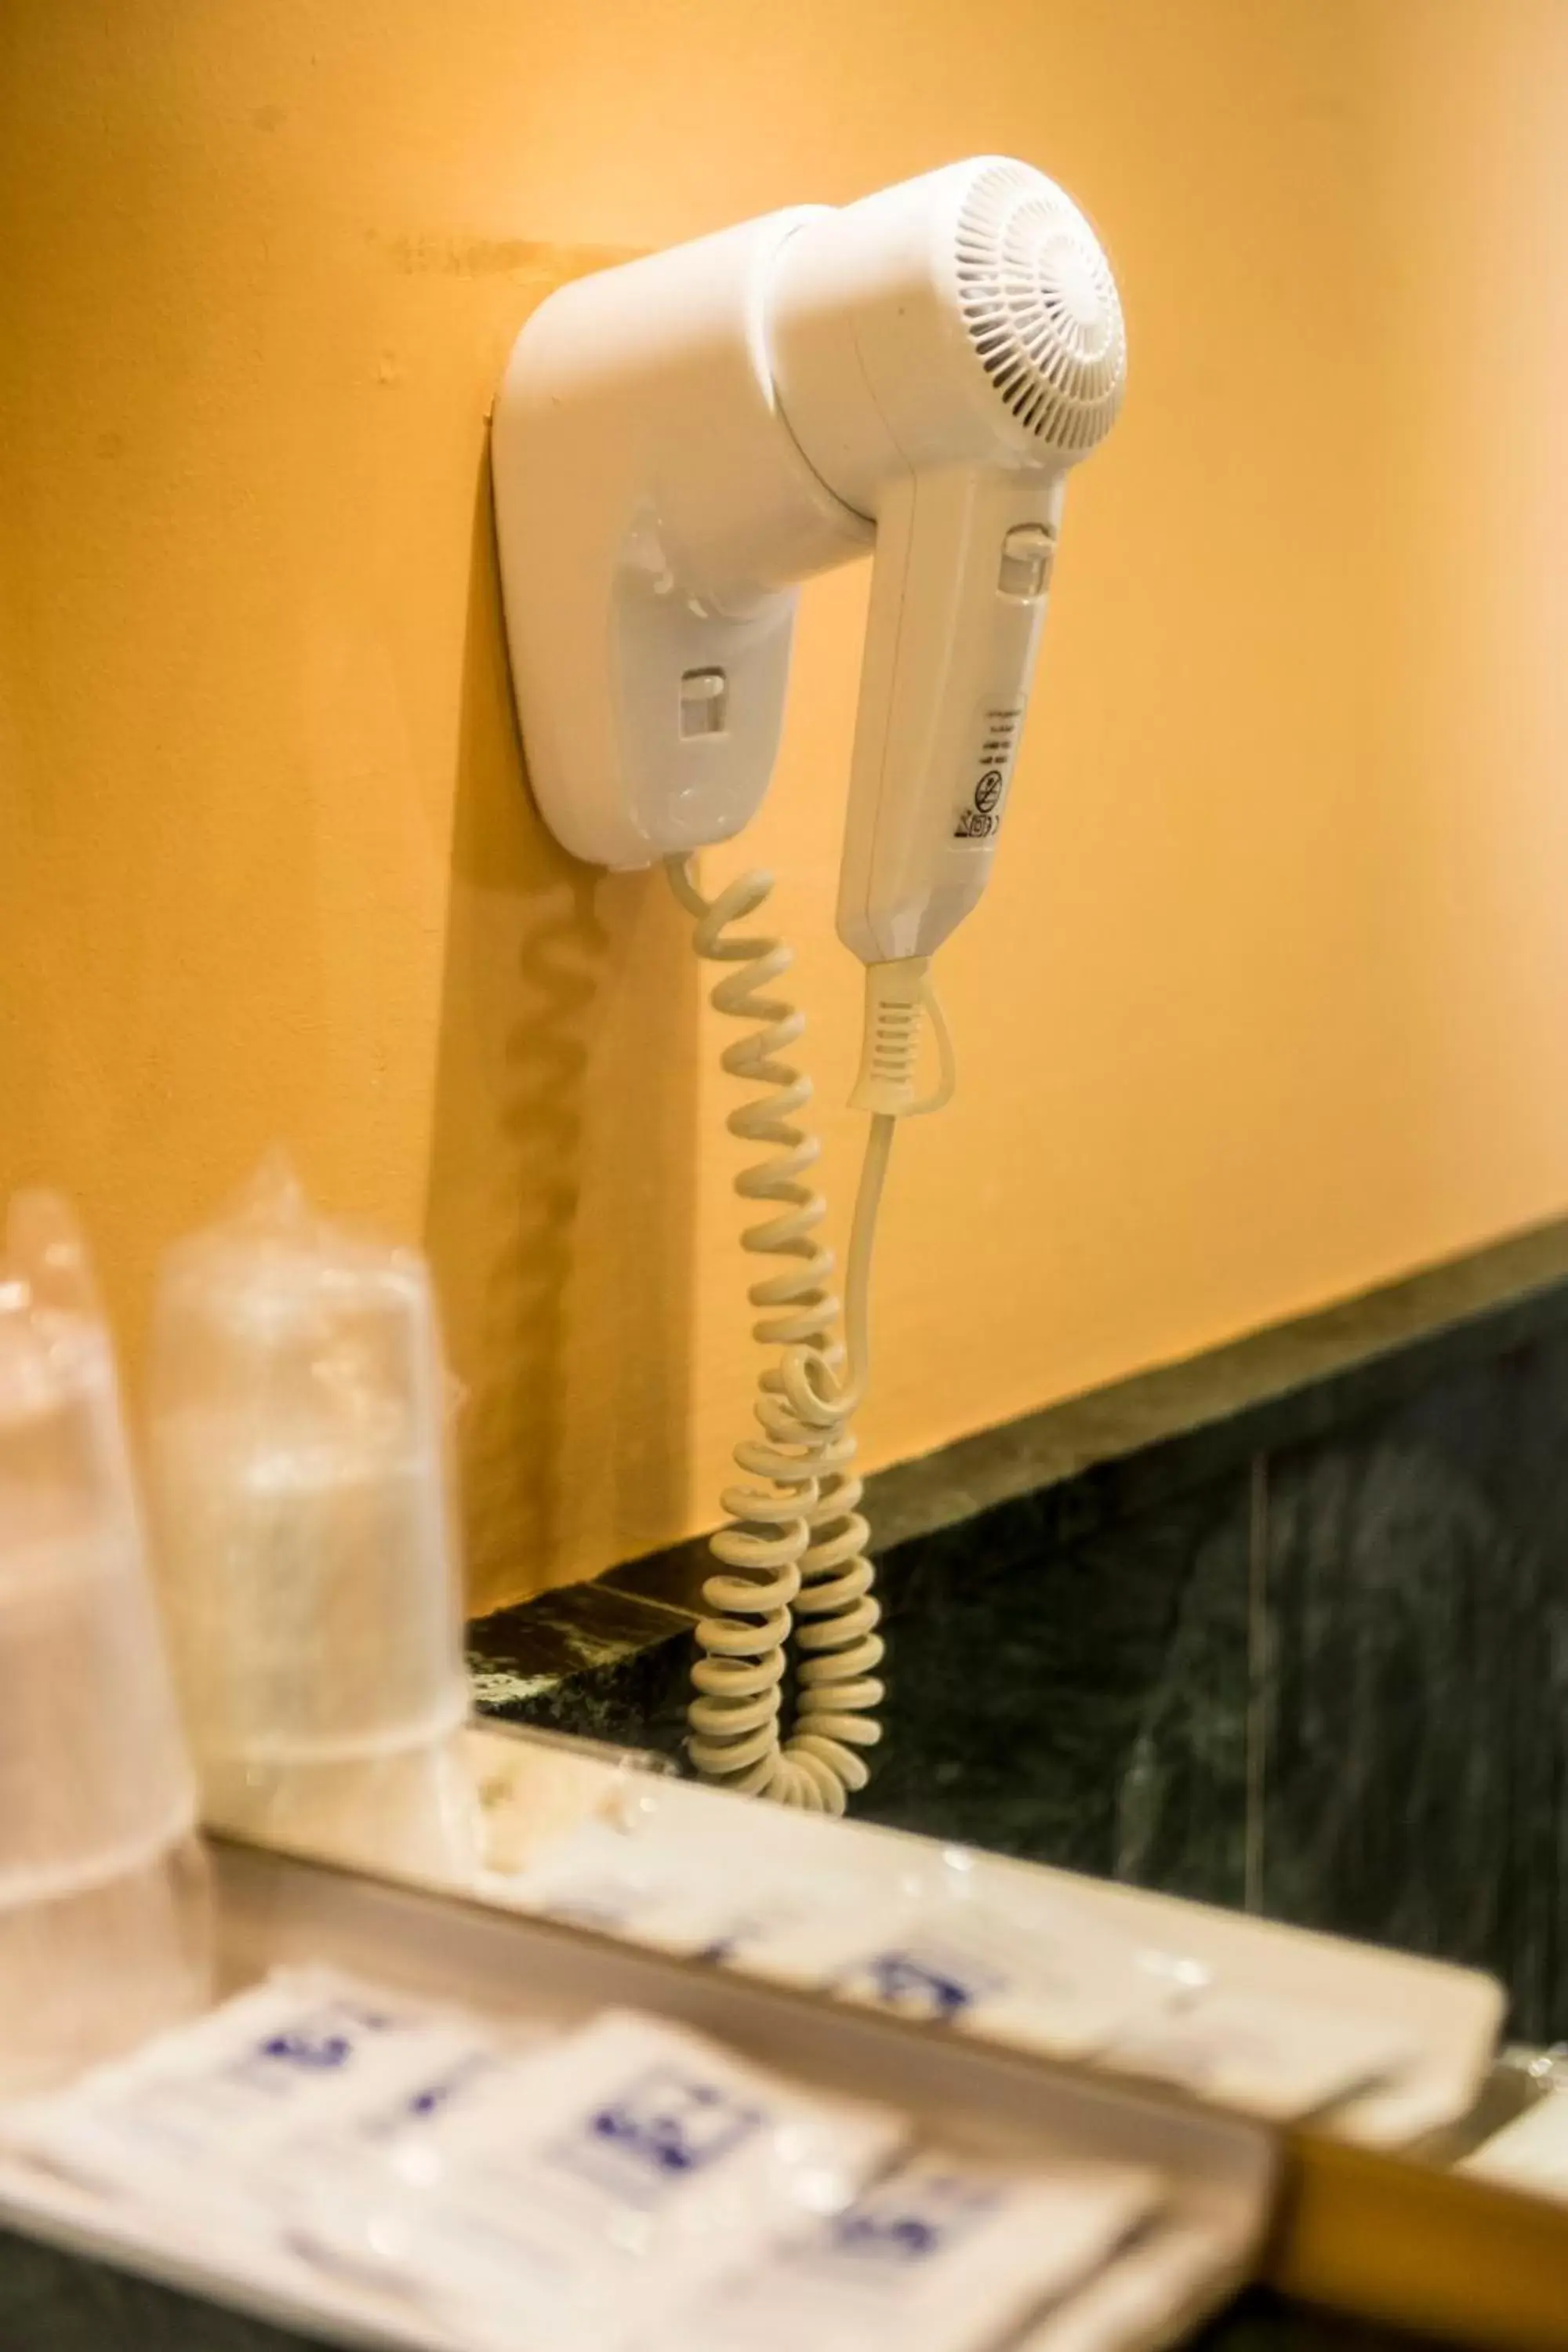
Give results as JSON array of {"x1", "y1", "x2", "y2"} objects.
[{"x1": 666, "y1": 855, "x2": 949, "y2": 1812}]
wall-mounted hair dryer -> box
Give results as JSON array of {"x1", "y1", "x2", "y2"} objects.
[{"x1": 493, "y1": 158, "x2": 1125, "y2": 1812}]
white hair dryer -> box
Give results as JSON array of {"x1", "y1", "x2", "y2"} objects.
[{"x1": 493, "y1": 158, "x2": 1125, "y2": 1810}]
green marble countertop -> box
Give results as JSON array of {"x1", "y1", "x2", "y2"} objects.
[{"x1": 0, "y1": 2227, "x2": 1452, "y2": 2350}]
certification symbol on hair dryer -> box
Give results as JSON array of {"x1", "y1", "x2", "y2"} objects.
[
  {"x1": 955, "y1": 771, "x2": 1004, "y2": 839},
  {"x1": 954, "y1": 707, "x2": 1022, "y2": 840}
]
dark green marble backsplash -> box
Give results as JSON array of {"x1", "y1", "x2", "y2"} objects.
[{"x1": 471, "y1": 1218, "x2": 1568, "y2": 2044}]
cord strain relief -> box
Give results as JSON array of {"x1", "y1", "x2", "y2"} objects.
[{"x1": 848, "y1": 957, "x2": 931, "y2": 1116}]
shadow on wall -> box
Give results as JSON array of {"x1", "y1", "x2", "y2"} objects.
[{"x1": 423, "y1": 455, "x2": 700, "y2": 1614}]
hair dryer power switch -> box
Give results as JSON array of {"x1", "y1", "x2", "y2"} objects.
[{"x1": 997, "y1": 524, "x2": 1056, "y2": 600}]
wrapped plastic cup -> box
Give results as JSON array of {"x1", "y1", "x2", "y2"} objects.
[
  {"x1": 147, "y1": 1160, "x2": 473, "y2": 1870},
  {"x1": 0, "y1": 1193, "x2": 210, "y2": 2092}
]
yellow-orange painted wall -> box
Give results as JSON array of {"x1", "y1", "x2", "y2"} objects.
[{"x1": 5, "y1": 2, "x2": 1568, "y2": 1610}]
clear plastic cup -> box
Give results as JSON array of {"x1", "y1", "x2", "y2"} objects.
[
  {"x1": 0, "y1": 1839, "x2": 212, "y2": 2096},
  {"x1": 0, "y1": 1193, "x2": 210, "y2": 2092},
  {"x1": 147, "y1": 1160, "x2": 473, "y2": 1864},
  {"x1": 200, "y1": 1734, "x2": 481, "y2": 1883}
]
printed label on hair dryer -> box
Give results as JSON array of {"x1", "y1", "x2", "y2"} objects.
[{"x1": 952, "y1": 706, "x2": 1023, "y2": 841}]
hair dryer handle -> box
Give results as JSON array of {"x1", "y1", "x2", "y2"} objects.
[{"x1": 837, "y1": 463, "x2": 1065, "y2": 965}]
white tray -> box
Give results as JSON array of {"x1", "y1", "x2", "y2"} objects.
[{"x1": 0, "y1": 1834, "x2": 1279, "y2": 2352}]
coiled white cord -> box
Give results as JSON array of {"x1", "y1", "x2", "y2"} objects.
[{"x1": 667, "y1": 855, "x2": 949, "y2": 1813}]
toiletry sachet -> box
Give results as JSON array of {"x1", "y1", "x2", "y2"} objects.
[{"x1": 636, "y1": 2151, "x2": 1163, "y2": 2352}]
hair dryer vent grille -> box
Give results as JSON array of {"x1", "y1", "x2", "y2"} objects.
[{"x1": 956, "y1": 162, "x2": 1125, "y2": 457}]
